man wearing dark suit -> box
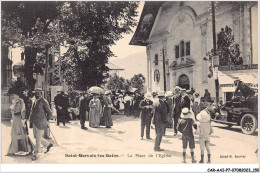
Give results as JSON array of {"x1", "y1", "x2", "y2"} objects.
[
  {"x1": 180, "y1": 88, "x2": 191, "y2": 110},
  {"x1": 54, "y1": 91, "x2": 66, "y2": 126},
  {"x1": 153, "y1": 91, "x2": 168, "y2": 151},
  {"x1": 139, "y1": 93, "x2": 153, "y2": 140},
  {"x1": 63, "y1": 92, "x2": 70, "y2": 122},
  {"x1": 79, "y1": 92, "x2": 89, "y2": 130},
  {"x1": 30, "y1": 88, "x2": 53, "y2": 161},
  {"x1": 173, "y1": 86, "x2": 182, "y2": 136}
]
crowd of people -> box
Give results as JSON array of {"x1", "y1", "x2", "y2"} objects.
[
  {"x1": 6, "y1": 83, "x2": 218, "y2": 163},
  {"x1": 54, "y1": 90, "x2": 145, "y2": 129},
  {"x1": 138, "y1": 86, "x2": 217, "y2": 163}
]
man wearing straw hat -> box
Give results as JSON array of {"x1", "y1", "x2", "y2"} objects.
[{"x1": 139, "y1": 93, "x2": 153, "y2": 140}]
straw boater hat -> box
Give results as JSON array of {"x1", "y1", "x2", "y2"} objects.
[
  {"x1": 165, "y1": 91, "x2": 173, "y2": 97},
  {"x1": 180, "y1": 88, "x2": 186, "y2": 91},
  {"x1": 144, "y1": 93, "x2": 152, "y2": 100},
  {"x1": 34, "y1": 88, "x2": 42, "y2": 91},
  {"x1": 197, "y1": 110, "x2": 211, "y2": 123},
  {"x1": 180, "y1": 108, "x2": 194, "y2": 119}
]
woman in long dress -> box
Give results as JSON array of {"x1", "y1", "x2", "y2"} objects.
[
  {"x1": 102, "y1": 91, "x2": 113, "y2": 128},
  {"x1": 118, "y1": 95, "x2": 125, "y2": 115},
  {"x1": 89, "y1": 94, "x2": 103, "y2": 128},
  {"x1": 7, "y1": 90, "x2": 34, "y2": 156}
]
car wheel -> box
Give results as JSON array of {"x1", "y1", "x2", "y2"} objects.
[{"x1": 240, "y1": 114, "x2": 257, "y2": 135}]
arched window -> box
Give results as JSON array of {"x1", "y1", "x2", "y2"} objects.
[{"x1": 178, "y1": 74, "x2": 190, "y2": 89}]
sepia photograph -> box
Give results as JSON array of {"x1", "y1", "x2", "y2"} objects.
[{"x1": 1, "y1": 0, "x2": 259, "y2": 172}]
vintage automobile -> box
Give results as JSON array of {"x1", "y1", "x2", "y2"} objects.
[{"x1": 212, "y1": 87, "x2": 258, "y2": 135}]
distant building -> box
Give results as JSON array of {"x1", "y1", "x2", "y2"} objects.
[
  {"x1": 1, "y1": 46, "x2": 13, "y2": 120},
  {"x1": 107, "y1": 61, "x2": 124, "y2": 77},
  {"x1": 130, "y1": 1, "x2": 258, "y2": 102}
]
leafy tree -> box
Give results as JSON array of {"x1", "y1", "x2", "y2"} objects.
[
  {"x1": 106, "y1": 74, "x2": 128, "y2": 91},
  {"x1": 217, "y1": 26, "x2": 243, "y2": 66},
  {"x1": 204, "y1": 26, "x2": 243, "y2": 78},
  {"x1": 60, "y1": 1, "x2": 139, "y2": 90},
  {"x1": 2, "y1": 1, "x2": 62, "y2": 89},
  {"x1": 130, "y1": 74, "x2": 145, "y2": 92}
]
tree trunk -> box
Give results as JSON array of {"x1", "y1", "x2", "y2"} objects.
[{"x1": 24, "y1": 47, "x2": 37, "y2": 90}]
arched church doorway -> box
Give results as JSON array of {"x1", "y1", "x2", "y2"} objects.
[{"x1": 178, "y1": 74, "x2": 190, "y2": 90}]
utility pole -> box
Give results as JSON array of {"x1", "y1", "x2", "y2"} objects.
[
  {"x1": 162, "y1": 48, "x2": 167, "y2": 92},
  {"x1": 211, "y1": 1, "x2": 219, "y2": 104}
]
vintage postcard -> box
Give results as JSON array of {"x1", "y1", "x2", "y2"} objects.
[{"x1": 1, "y1": 1, "x2": 259, "y2": 172}]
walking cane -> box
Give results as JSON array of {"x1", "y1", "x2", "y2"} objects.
[{"x1": 47, "y1": 124, "x2": 59, "y2": 147}]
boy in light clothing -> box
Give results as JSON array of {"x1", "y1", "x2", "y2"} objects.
[{"x1": 196, "y1": 108, "x2": 214, "y2": 163}]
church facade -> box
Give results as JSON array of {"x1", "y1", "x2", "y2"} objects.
[{"x1": 130, "y1": 1, "x2": 258, "y2": 101}]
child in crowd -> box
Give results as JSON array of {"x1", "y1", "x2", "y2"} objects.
[
  {"x1": 178, "y1": 107, "x2": 196, "y2": 163},
  {"x1": 196, "y1": 108, "x2": 214, "y2": 163}
]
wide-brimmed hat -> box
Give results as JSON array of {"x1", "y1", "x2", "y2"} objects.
[
  {"x1": 165, "y1": 91, "x2": 173, "y2": 97},
  {"x1": 144, "y1": 93, "x2": 152, "y2": 100},
  {"x1": 119, "y1": 94, "x2": 123, "y2": 98},
  {"x1": 34, "y1": 88, "x2": 43, "y2": 93},
  {"x1": 180, "y1": 107, "x2": 194, "y2": 119},
  {"x1": 207, "y1": 106, "x2": 217, "y2": 116},
  {"x1": 157, "y1": 91, "x2": 165, "y2": 97},
  {"x1": 105, "y1": 90, "x2": 111, "y2": 95},
  {"x1": 197, "y1": 110, "x2": 211, "y2": 123},
  {"x1": 174, "y1": 86, "x2": 182, "y2": 91}
]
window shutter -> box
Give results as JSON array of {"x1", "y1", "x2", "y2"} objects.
[
  {"x1": 186, "y1": 42, "x2": 190, "y2": 56},
  {"x1": 155, "y1": 54, "x2": 158, "y2": 65},
  {"x1": 180, "y1": 41, "x2": 185, "y2": 57},
  {"x1": 175, "y1": 45, "x2": 179, "y2": 59}
]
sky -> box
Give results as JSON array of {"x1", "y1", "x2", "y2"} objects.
[{"x1": 110, "y1": 1, "x2": 145, "y2": 60}]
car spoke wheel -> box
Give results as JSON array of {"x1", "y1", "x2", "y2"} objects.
[{"x1": 241, "y1": 114, "x2": 257, "y2": 135}]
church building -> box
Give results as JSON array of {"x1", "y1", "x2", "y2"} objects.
[{"x1": 130, "y1": 1, "x2": 258, "y2": 102}]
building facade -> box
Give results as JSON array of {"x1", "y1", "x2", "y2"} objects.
[{"x1": 130, "y1": 1, "x2": 258, "y2": 101}]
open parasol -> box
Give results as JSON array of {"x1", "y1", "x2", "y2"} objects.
[{"x1": 88, "y1": 86, "x2": 104, "y2": 94}]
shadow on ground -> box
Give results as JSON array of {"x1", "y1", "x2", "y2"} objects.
[{"x1": 213, "y1": 125, "x2": 258, "y2": 136}]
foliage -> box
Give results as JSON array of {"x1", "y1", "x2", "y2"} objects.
[
  {"x1": 204, "y1": 26, "x2": 243, "y2": 78},
  {"x1": 106, "y1": 74, "x2": 129, "y2": 91},
  {"x1": 106, "y1": 73, "x2": 145, "y2": 93},
  {"x1": 2, "y1": 1, "x2": 139, "y2": 91},
  {"x1": 130, "y1": 74, "x2": 145, "y2": 92},
  {"x1": 7, "y1": 78, "x2": 27, "y2": 97},
  {"x1": 217, "y1": 26, "x2": 243, "y2": 66},
  {"x1": 1, "y1": 1, "x2": 63, "y2": 89},
  {"x1": 60, "y1": 1, "x2": 139, "y2": 90}
]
